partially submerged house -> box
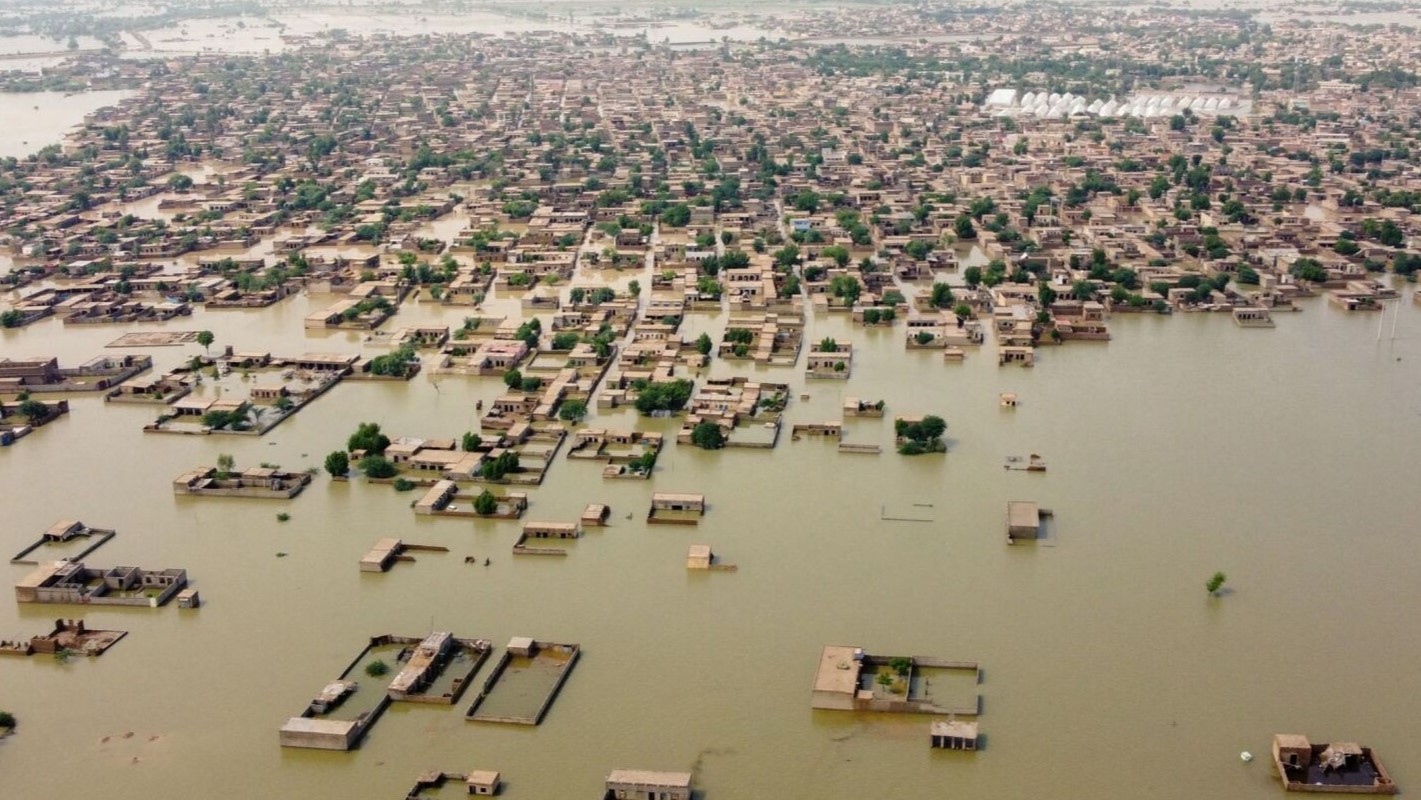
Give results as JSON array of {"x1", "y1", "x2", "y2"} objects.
[
  {"x1": 811, "y1": 645, "x2": 980, "y2": 716},
  {"x1": 647, "y1": 493, "x2": 706, "y2": 525},
  {"x1": 603, "y1": 770, "x2": 693, "y2": 800},
  {"x1": 0, "y1": 619, "x2": 127, "y2": 657},
  {"x1": 1273, "y1": 734, "x2": 1397, "y2": 795},
  {"x1": 11, "y1": 519, "x2": 115, "y2": 564},
  {"x1": 805, "y1": 339, "x2": 853, "y2": 378},
  {"x1": 465, "y1": 638, "x2": 580, "y2": 725},
  {"x1": 281, "y1": 632, "x2": 492, "y2": 750},
  {"x1": 359, "y1": 538, "x2": 447, "y2": 572},
  {"x1": 15, "y1": 561, "x2": 189, "y2": 607},
  {"x1": 930, "y1": 719, "x2": 980, "y2": 751},
  {"x1": 403, "y1": 770, "x2": 502, "y2": 799},
  {"x1": 1007, "y1": 501, "x2": 1048, "y2": 543},
  {"x1": 173, "y1": 466, "x2": 312, "y2": 499}
]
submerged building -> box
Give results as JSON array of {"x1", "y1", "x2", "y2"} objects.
[{"x1": 1273, "y1": 735, "x2": 1397, "y2": 795}]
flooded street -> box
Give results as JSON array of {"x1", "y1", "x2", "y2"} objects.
[{"x1": 1, "y1": 272, "x2": 1419, "y2": 798}]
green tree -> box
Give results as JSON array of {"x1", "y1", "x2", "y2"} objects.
[
  {"x1": 829, "y1": 275, "x2": 860, "y2": 305},
  {"x1": 896, "y1": 415, "x2": 948, "y2": 454},
  {"x1": 196, "y1": 330, "x2": 214, "y2": 352},
  {"x1": 347, "y1": 422, "x2": 390, "y2": 455},
  {"x1": 461, "y1": 432, "x2": 482, "y2": 452},
  {"x1": 696, "y1": 332, "x2": 713, "y2": 356},
  {"x1": 502, "y1": 368, "x2": 523, "y2": 389},
  {"x1": 480, "y1": 451, "x2": 520, "y2": 480},
  {"x1": 473, "y1": 489, "x2": 499, "y2": 516},
  {"x1": 929, "y1": 282, "x2": 954, "y2": 308},
  {"x1": 367, "y1": 345, "x2": 416, "y2": 377},
  {"x1": 359, "y1": 454, "x2": 397, "y2": 479},
  {"x1": 558, "y1": 399, "x2": 588, "y2": 422},
  {"x1": 365, "y1": 660, "x2": 389, "y2": 677},
  {"x1": 690, "y1": 421, "x2": 727, "y2": 450},
  {"x1": 1290, "y1": 259, "x2": 1328, "y2": 283},
  {"x1": 324, "y1": 450, "x2": 349, "y2": 477},
  {"x1": 17, "y1": 398, "x2": 48, "y2": 424},
  {"x1": 215, "y1": 453, "x2": 236, "y2": 478},
  {"x1": 963, "y1": 266, "x2": 982, "y2": 288},
  {"x1": 889, "y1": 657, "x2": 913, "y2": 676},
  {"x1": 954, "y1": 215, "x2": 977, "y2": 240},
  {"x1": 661, "y1": 203, "x2": 691, "y2": 227},
  {"x1": 822, "y1": 245, "x2": 850, "y2": 267},
  {"x1": 633, "y1": 380, "x2": 694, "y2": 414},
  {"x1": 1206, "y1": 571, "x2": 1227, "y2": 595}
]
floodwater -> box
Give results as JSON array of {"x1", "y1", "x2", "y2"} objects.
[
  {"x1": 107, "y1": 9, "x2": 786, "y2": 57},
  {"x1": 0, "y1": 90, "x2": 133, "y2": 159},
  {"x1": 0, "y1": 34, "x2": 104, "y2": 55},
  {"x1": 1256, "y1": 10, "x2": 1421, "y2": 27},
  {"x1": 2, "y1": 231, "x2": 1420, "y2": 797}
]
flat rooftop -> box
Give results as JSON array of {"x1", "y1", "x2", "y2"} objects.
[
  {"x1": 1007, "y1": 501, "x2": 1039, "y2": 529},
  {"x1": 16, "y1": 561, "x2": 67, "y2": 589},
  {"x1": 606, "y1": 770, "x2": 692, "y2": 788},
  {"x1": 813, "y1": 645, "x2": 863, "y2": 695},
  {"x1": 279, "y1": 717, "x2": 359, "y2": 735},
  {"x1": 931, "y1": 720, "x2": 979, "y2": 737}
]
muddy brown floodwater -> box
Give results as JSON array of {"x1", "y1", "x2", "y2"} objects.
[{"x1": 2, "y1": 253, "x2": 1419, "y2": 798}]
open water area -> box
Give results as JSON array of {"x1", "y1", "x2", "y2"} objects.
[
  {"x1": 1, "y1": 246, "x2": 1420, "y2": 797},
  {"x1": 1, "y1": 3, "x2": 1420, "y2": 796},
  {"x1": 0, "y1": 90, "x2": 134, "y2": 159}
]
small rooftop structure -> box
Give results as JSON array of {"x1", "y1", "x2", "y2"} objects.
[
  {"x1": 998, "y1": 346, "x2": 1034, "y2": 367},
  {"x1": 278, "y1": 716, "x2": 365, "y2": 751},
  {"x1": 1234, "y1": 307, "x2": 1276, "y2": 328},
  {"x1": 581, "y1": 503, "x2": 610, "y2": 527},
  {"x1": 1007, "y1": 501, "x2": 1045, "y2": 543},
  {"x1": 361, "y1": 538, "x2": 403, "y2": 573},
  {"x1": 686, "y1": 544, "x2": 713, "y2": 570},
  {"x1": 931, "y1": 719, "x2": 980, "y2": 751},
  {"x1": 466, "y1": 770, "x2": 501, "y2": 796}
]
